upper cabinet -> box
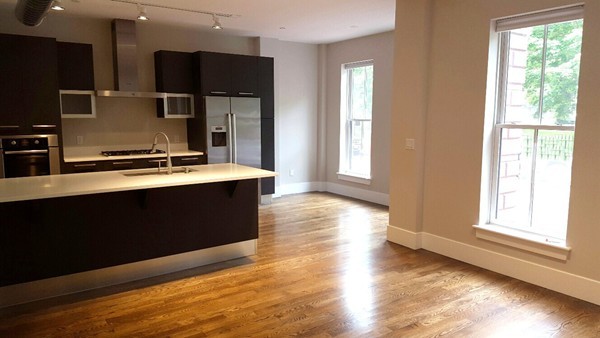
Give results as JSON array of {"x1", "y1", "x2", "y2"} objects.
[
  {"x1": 0, "y1": 34, "x2": 61, "y2": 135},
  {"x1": 195, "y1": 51, "x2": 258, "y2": 97},
  {"x1": 57, "y1": 42, "x2": 96, "y2": 119},
  {"x1": 154, "y1": 50, "x2": 194, "y2": 93},
  {"x1": 57, "y1": 42, "x2": 94, "y2": 90},
  {"x1": 154, "y1": 50, "x2": 195, "y2": 119}
]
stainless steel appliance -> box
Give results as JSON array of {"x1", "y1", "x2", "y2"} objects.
[
  {"x1": 0, "y1": 134, "x2": 60, "y2": 178},
  {"x1": 206, "y1": 96, "x2": 261, "y2": 168}
]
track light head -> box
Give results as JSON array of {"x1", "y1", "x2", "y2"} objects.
[
  {"x1": 51, "y1": 0, "x2": 65, "y2": 11},
  {"x1": 137, "y1": 3, "x2": 148, "y2": 21},
  {"x1": 212, "y1": 14, "x2": 222, "y2": 30}
]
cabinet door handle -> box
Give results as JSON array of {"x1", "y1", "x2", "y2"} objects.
[
  {"x1": 210, "y1": 91, "x2": 228, "y2": 95},
  {"x1": 238, "y1": 92, "x2": 254, "y2": 96},
  {"x1": 0, "y1": 125, "x2": 20, "y2": 129},
  {"x1": 181, "y1": 157, "x2": 199, "y2": 161},
  {"x1": 74, "y1": 163, "x2": 96, "y2": 168},
  {"x1": 32, "y1": 124, "x2": 57, "y2": 129},
  {"x1": 148, "y1": 159, "x2": 167, "y2": 163},
  {"x1": 112, "y1": 161, "x2": 133, "y2": 165}
]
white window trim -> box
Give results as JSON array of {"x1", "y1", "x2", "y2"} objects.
[
  {"x1": 337, "y1": 172, "x2": 371, "y2": 185},
  {"x1": 473, "y1": 223, "x2": 571, "y2": 261},
  {"x1": 478, "y1": 5, "x2": 584, "y2": 259},
  {"x1": 339, "y1": 60, "x2": 374, "y2": 180}
]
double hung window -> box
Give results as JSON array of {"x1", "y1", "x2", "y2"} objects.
[
  {"x1": 488, "y1": 6, "x2": 584, "y2": 240},
  {"x1": 339, "y1": 61, "x2": 374, "y2": 182}
]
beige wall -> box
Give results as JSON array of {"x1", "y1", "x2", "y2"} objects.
[
  {"x1": 389, "y1": 0, "x2": 600, "y2": 303},
  {"x1": 257, "y1": 38, "x2": 320, "y2": 194},
  {"x1": 325, "y1": 32, "x2": 394, "y2": 198}
]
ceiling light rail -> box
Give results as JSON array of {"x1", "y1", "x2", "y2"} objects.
[{"x1": 110, "y1": 0, "x2": 234, "y2": 28}]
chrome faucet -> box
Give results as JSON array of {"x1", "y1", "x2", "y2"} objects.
[{"x1": 150, "y1": 132, "x2": 172, "y2": 174}]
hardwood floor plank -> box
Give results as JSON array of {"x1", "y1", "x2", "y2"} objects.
[{"x1": 0, "y1": 192, "x2": 599, "y2": 337}]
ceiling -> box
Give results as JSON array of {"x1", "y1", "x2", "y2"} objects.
[{"x1": 2, "y1": 0, "x2": 396, "y2": 44}]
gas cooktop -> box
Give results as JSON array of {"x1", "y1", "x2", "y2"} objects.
[{"x1": 101, "y1": 149, "x2": 166, "y2": 157}]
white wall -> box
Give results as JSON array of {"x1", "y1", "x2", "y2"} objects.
[
  {"x1": 258, "y1": 38, "x2": 320, "y2": 196},
  {"x1": 324, "y1": 32, "x2": 394, "y2": 205},
  {"x1": 389, "y1": 0, "x2": 600, "y2": 305}
]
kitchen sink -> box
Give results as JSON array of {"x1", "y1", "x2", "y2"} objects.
[{"x1": 121, "y1": 167, "x2": 196, "y2": 177}]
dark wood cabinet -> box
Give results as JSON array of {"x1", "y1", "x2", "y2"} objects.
[
  {"x1": 197, "y1": 51, "x2": 232, "y2": 96},
  {"x1": 0, "y1": 34, "x2": 61, "y2": 135},
  {"x1": 196, "y1": 51, "x2": 258, "y2": 97},
  {"x1": 63, "y1": 161, "x2": 104, "y2": 173},
  {"x1": 258, "y1": 57, "x2": 275, "y2": 119},
  {"x1": 64, "y1": 155, "x2": 207, "y2": 174},
  {"x1": 57, "y1": 42, "x2": 94, "y2": 90},
  {"x1": 154, "y1": 50, "x2": 193, "y2": 93},
  {"x1": 261, "y1": 118, "x2": 275, "y2": 194},
  {"x1": 0, "y1": 34, "x2": 24, "y2": 134},
  {"x1": 231, "y1": 54, "x2": 258, "y2": 96},
  {"x1": 171, "y1": 155, "x2": 204, "y2": 166}
]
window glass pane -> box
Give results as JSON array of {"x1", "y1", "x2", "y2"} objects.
[
  {"x1": 504, "y1": 27, "x2": 541, "y2": 124},
  {"x1": 540, "y1": 20, "x2": 583, "y2": 126},
  {"x1": 495, "y1": 128, "x2": 533, "y2": 226},
  {"x1": 349, "y1": 65, "x2": 373, "y2": 120},
  {"x1": 531, "y1": 130, "x2": 574, "y2": 238},
  {"x1": 348, "y1": 121, "x2": 371, "y2": 176}
]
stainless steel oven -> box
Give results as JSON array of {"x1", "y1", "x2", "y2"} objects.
[{"x1": 0, "y1": 135, "x2": 60, "y2": 178}]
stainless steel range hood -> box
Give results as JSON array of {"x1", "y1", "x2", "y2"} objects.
[{"x1": 97, "y1": 19, "x2": 166, "y2": 99}]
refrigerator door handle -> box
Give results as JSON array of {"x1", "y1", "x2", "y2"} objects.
[
  {"x1": 232, "y1": 113, "x2": 238, "y2": 163},
  {"x1": 227, "y1": 113, "x2": 234, "y2": 163}
]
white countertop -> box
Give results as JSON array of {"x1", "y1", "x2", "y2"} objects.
[{"x1": 0, "y1": 163, "x2": 277, "y2": 203}]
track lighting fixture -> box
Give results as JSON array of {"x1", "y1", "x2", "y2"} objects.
[
  {"x1": 110, "y1": 1, "x2": 232, "y2": 30},
  {"x1": 136, "y1": 3, "x2": 148, "y2": 21},
  {"x1": 51, "y1": 0, "x2": 65, "y2": 11},
  {"x1": 212, "y1": 14, "x2": 222, "y2": 30}
]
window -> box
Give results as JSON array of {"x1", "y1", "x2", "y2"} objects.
[
  {"x1": 339, "y1": 61, "x2": 374, "y2": 183},
  {"x1": 487, "y1": 7, "x2": 583, "y2": 241}
]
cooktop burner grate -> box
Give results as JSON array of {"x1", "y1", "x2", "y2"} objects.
[{"x1": 101, "y1": 149, "x2": 166, "y2": 157}]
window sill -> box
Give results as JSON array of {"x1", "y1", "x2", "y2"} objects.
[
  {"x1": 472, "y1": 223, "x2": 571, "y2": 261},
  {"x1": 337, "y1": 172, "x2": 371, "y2": 185}
]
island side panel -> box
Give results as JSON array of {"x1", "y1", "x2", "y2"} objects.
[{"x1": 0, "y1": 179, "x2": 258, "y2": 287}]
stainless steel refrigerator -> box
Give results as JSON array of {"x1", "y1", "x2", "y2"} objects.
[{"x1": 205, "y1": 96, "x2": 261, "y2": 168}]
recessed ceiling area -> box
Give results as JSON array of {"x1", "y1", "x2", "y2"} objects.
[{"x1": 0, "y1": 0, "x2": 396, "y2": 44}]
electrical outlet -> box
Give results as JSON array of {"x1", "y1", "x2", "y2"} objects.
[
  {"x1": 405, "y1": 138, "x2": 415, "y2": 150},
  {"x1": 76, "y1": 135, "x2": 84, "y2": 145},
  {"x1": 289, "y1": 169, "x2": 295, "y2": 176}
]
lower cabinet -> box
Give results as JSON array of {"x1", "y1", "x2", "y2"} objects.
[
  {"x1": 0, "y1": 179, "x2": 259, "y2": 286},
  {"x1": 63, "y1": 156, "x2": 207, "y2": 174},
  {"x1": 63, "y1": 161, "x2": 104, "y2": 173}
]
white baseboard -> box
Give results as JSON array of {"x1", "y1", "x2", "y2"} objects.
[
  {"x1": 0, "y1": 240, "x2": 257, "y2": 308},
  {"x1": 386, "y1": 228, "x2": 600, "y2": 306},
  {"x1": 387, "y1": 225, "x2": 422, "y2": 249},
  {"x1": 276, "y1": 181, "x2": 389, "y2": 206},
  {"x1": 326, "y1": 182, "x2": 389, "y2": 206},
  {"x1": 277, "y1": 181, "x2": 325, "y2": 196}
]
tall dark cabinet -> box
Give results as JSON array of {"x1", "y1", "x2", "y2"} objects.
[
  {"x1": 258, "y1": 57, "x2": 275, "y2": 195},
  {"x1": 0, "y1": 34, "x2": 61, "y2": 136}
]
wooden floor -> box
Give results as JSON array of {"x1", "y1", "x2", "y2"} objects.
[{"x1": 1, "y1": 192, "x2": 599, "y2": 337}]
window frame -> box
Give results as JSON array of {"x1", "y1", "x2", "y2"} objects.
[
  {"x1": 476, "y1": 5, "x2": 584, "y2": 260},
  {"x1": 338, "y1": 60, "x2": 374, "y2": 183}
]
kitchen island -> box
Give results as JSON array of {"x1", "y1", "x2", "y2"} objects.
[{"x1": 0, "y1": 163, "x2": 276, "y2": 307}]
